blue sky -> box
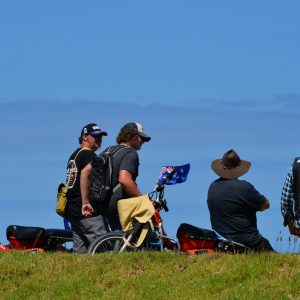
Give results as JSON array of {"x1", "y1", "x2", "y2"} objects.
[{"x1": 0, "y1": 2, "x2": 299, "y2": 252}]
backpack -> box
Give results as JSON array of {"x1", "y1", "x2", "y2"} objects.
[
  {"x1": 292, "y1": 157, "x2": 300, "y2": 219},
  {"x1": 89, "y1": 146, "x2": 130, "y2": 204}
]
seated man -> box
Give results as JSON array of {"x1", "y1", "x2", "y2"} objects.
[{"x1": 207, "y1": 149, "x2": 274, "y2": 252}]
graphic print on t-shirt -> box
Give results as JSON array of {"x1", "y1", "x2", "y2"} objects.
[{"x1": 67, "y1": 159, "x2": 78, "y2": 188}]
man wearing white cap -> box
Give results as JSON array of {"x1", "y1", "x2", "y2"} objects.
[{"x1": 81, "y1": 122, "x2": 151, "y2": 231}]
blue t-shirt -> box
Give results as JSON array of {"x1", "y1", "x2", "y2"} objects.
[{"x1": 207, "y1": 178, "x2": 265, "y2": 246}]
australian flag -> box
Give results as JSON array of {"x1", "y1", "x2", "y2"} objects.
[{"x1": 157, "y1": 163, "x2": 190, "y2": 185}]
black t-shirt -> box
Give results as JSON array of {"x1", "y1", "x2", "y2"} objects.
[
  {"x1": 65, "y1": 148, "x2": 95, "y2": 221},
  {"x1": 207, "y1": 178, "x2": 265, "y2": 246},
  {"x1": 108, "y1": 145, "x2": 139, "y2": 213}
]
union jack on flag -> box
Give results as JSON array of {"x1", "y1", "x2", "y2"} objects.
[{"x1": 157, "y1": 163, "x2": 190, "y2": 185}]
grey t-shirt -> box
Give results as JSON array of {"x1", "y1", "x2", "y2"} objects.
[{"x1": 109, "y1": 145, "x2": 139, "y2": 213}]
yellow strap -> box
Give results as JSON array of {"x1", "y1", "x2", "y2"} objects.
[{"x1": 65, "y1": 147, "x2": 91, "y2": 187}]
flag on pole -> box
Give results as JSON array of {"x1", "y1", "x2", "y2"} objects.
[{"x1": 157, "y1": 163, "x2": 190, "y2": 185}]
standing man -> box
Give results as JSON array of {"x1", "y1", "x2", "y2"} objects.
[
  {"x1": 65, "y1": 123, "x2": 108, "y2": 253},
  {"x1": 281, "y1": 157, "x2": 300, "y2": 236},
  {"x1": 207, "y1": 149, "x2": 274, "y2": 252},
  {"x1": 81, "y1": 122, "x2": 151, "y2": 231}
]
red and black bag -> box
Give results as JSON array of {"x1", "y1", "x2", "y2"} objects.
[
  {"x1": 6, "y1": 225, "x2": 46, "y2": 249},
  {"x1": 176, "y1": 223, "x2": 218, "y2": 253}
]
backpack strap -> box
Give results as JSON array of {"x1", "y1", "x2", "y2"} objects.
[
  {"x1": 109, "y1": 145, "x2": 131, "y2": 157},
  {"x1": 109, "y1": 146, "x2": 132, "y2": 194},
  {"x1": 292, "y1": 157, "x2": 300, "y2": 219},
  {"x1": 66, "y1": 147, "x2": 91, "y2": 186}
]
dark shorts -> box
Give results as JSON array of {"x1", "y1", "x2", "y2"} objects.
[{"x1": 250, "y1": 237, "x2": 275, "y2": 252}]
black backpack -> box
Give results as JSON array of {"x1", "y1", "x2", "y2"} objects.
[{"x1": 89, "y1": 146, "x2": 129, "y2": 204}]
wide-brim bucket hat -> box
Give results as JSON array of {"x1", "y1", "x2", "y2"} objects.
[{"x1": 211, "y1": 149, "x2": 251, "y2": 179}]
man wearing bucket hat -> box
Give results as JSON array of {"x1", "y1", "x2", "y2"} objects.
[
  {"x1": 81, "y1": 122, "x2": 151, "y2": 231},
  {"x1": 65, "y1": 123, "x2": 108, "y2": 253},
  {"x1": 207, "y1": 149, "x2": 274, "y2": 252}
]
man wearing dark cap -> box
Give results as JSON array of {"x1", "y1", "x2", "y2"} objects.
[
  {"x1": 81, "y1": 122, "x2": 151, "y2": 230},
  {"x1": 65, "y1": 123, "x2": 108, "y2": 253},
  {"x1": 207, "y1": 149, "x2": 274, "y2": 252}
]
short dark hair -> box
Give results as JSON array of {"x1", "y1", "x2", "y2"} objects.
[{"x1": 116, "y1": 127, "x2": 138, "y2": 144}]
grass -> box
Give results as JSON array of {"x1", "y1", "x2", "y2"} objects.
[{"x1": 1, "y1": 251, "x2": 300, "y2": 299}]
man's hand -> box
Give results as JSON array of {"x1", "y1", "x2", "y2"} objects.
[
  {"x1": 259, "y1": 197, "x2": 270, "y2": 211},
  {"x1": 82, "y1": 203, "x2": 94, "y2": 217},
  {"x1": 288, "y1": 222, "x2": 300, "y2": 237},
  {"x1": 284, "y1": 212, "x2": 300, "y2": 237}
]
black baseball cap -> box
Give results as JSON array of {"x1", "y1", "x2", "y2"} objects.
[
  {"x1": 122, "y1": 122, "x2": 151, "y2": 142},
  {"x1": 80, "y1": 123, "x2": 108, "y2": 137}
]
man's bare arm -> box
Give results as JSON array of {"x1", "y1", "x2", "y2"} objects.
[
  {"x1": 80, "y1": 163, "x2": 93, "y2": 217},
  {"x1": 119, "y1": 170, "x2": 142, "y2": 197}
]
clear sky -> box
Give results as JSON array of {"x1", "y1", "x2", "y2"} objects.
[{"x1": 0, "y1": 1, "x2": 299, "y2": 252}]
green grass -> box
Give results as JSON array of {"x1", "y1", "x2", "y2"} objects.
[{"x1": 1, "y1": 252, "x2": 300, "y2": 299}]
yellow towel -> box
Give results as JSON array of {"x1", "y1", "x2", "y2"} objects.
[{"x1": 117, "y1": 194, "x2": 155, "y2": 247}]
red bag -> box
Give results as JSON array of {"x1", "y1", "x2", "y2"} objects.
[
  {"x1": 176, "y1": 223, "x2": 218, "y2": 252},
  {"x1": 6, "y1": 225, "x2": 46, "y2": 250}
]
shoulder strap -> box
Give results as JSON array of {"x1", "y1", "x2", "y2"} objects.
[
  {"x1": 74, "y1": 147, "x2": 91, "y2": 160},
  {"x1": 109, "y1": 146, "x2": 132, "y2": 194},
  {"x1": 292, "y1": 157, "x2": 300, "y2": 219},
  {"x1": 66, "y1": 147, "x2": 91, "y2": 186},
  {"x1": 112, "y1": 145, "x2": 131, "y2": 157},
  {"x1": 103, "y1": 145, "x2": 131, "y2": 157}
]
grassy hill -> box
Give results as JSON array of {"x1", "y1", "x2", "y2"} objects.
[{"x1": 1, "y1": 251, "x2": 300, "y2": 299}]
